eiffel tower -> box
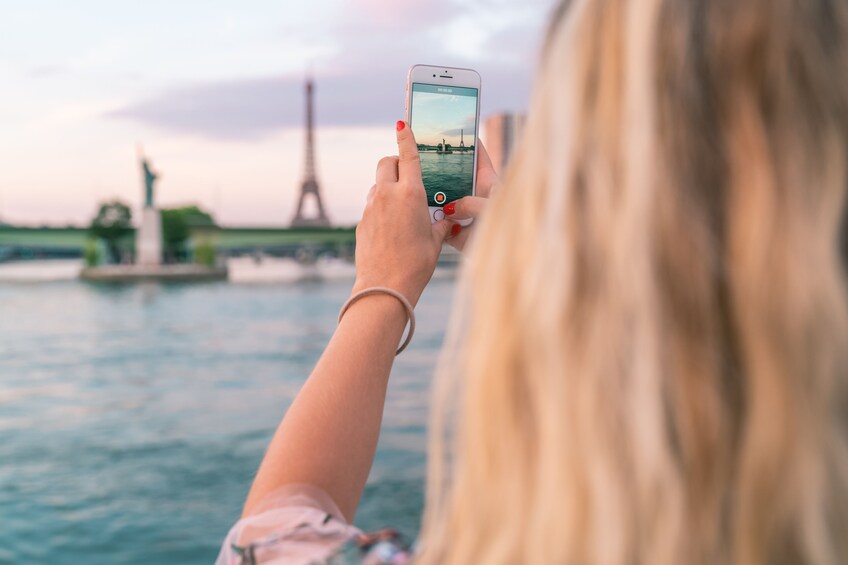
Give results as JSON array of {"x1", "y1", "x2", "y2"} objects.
[{"x1": 291, "y1": 78, "x2": 331, "y2": 227}]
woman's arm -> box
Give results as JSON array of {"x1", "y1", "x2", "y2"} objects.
[
  {"x1": 242, "y1": 121, "x2": 454, "y2": 521},
  {"x1": 241, "y1": 291, "x2": 409, "y2": 520}
]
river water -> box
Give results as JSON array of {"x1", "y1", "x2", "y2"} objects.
[
  {"x1": 420, "y1": 151, "x2": 474, "y2": 206},
  {"x1": 0, "y1": 259, "x2": 455, "y2": 564}
]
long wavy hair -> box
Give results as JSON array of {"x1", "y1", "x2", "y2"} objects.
[{"x1": 419, "y1": 0, "x2": 848, "y2": 563}]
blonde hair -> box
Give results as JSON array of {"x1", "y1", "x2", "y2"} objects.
[{"x1": 419, "y1": 0, "x2": 848, "y2": 563}]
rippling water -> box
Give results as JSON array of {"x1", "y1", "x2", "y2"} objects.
[
  {"x1": 420, "y1": 151, "x2": 474, "y2": 206},
  {"x1": 0, "y1": 262, "x2": 454, "y2": 564}
]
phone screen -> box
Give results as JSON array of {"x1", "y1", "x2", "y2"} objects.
[{"x1": 408, "y1": 83, "x2": 479, "y2": 207}]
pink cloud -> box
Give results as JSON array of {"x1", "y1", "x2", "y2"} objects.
[{"x1": 351, "y1": 0, "x2": 452, "y2": 27}]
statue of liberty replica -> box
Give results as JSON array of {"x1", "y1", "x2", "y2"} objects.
[{"x1": 136, "y1": 146, "x2": 163, "y2": 266}]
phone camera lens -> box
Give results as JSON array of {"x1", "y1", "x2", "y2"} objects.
[{"x1": 432, "y1": 74, "x2": 435, "y2": 77}]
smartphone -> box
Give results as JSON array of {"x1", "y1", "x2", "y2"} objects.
[{"x1": 406, "y1": 64, "x2": 481, "y2": 226}]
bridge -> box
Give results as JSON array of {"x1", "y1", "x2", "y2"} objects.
[{"x1": 0, "y1": 226, "x2": 356, "y2": 263}]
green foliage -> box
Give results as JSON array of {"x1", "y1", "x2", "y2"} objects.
[
  {"x1": 194, "y1": 240, "x2": 217, "y2": 267},
  {"x1": 89, "y1": 200, "x2": 132, "y2": 263},
  {"x1": 83, "y1": 238, "x2": 100, "y2": 267},
  {"x1": 89, "y1": 201, "x2": 132, "y2": 240},
  {"x1": 160, "y1": 205, "x2": 217, "y2": 260},
  {"x1": 175, "y1": 205, "x2": 216, "y2": 227},
  {"x1": 160, "y1": 209, "x2": 189, "y2": 256}
]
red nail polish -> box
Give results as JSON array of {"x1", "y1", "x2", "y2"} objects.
[
  {"x1": 450, "y1": 223, "x2": 462, "y2": 238},
  {"x1": 396, "y1": 120, "x2": 405, "y2": 131},
  {"x1": 443, "y1": 202, "x2": 456, "y2": 215}
]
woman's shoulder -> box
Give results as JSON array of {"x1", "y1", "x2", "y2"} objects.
[{"x1": 215, "y1": 484, "x2": 414, "y2": 565}]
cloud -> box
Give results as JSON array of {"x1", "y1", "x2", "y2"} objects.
[
  {"x1": 440, "y1": 128, "x2": 470, "y2": 137},
  {"x1": 343, "y1": 0, "x2": 457, "y2": 30},
  {"x1": 27, "y1": 65, "x2": 67, "y2": 78},
  {"x1": 108, "y1": 64, "x2": 533, "y2": 140},
  {"x1": 107, "y1": 0, "x2": 552, "y2": 140}
]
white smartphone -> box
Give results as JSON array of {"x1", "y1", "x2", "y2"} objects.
[{"x1": 406, "y1": 64, "x2": 481, "y2": 226}]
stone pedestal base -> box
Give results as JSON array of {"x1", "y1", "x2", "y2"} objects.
[{"x1": 136, "y1": 207, "x2": 162, "y2": 266}]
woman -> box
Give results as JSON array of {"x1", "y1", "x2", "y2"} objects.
[{"x1": 218, "y1": 0, "x2": 848, "y2": 563}]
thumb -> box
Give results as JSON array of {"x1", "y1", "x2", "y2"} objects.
[{"x1": 431, "y1": 219, "x2": 453, "y2": 245}]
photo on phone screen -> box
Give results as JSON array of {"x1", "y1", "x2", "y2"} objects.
[{"x1": 408, "y1": 83, "x2": 479, "y2": 207}]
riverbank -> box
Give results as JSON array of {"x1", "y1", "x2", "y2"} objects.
[{"x1": 0, "y1": 256, "x2": 460, "y2": 284}]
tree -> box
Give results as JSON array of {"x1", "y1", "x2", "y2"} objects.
[
  {"x1": 194, "y1": 240, "x2": 216, "y2": 267},
  {"x1": 160, "y1": 205, "x2": 216, "y2": 261},
  {"x1": 83, "y1": 239, "x2": 101, "y2": 267},
  {"x1": 160, "y1": 209, "x2": 188, "y2": 260},
  {"x1": 89, "y1": 200, "x2": 132, "y2": 263}
]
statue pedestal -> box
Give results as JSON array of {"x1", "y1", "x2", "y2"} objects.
[{"x1": 136, "y1": 207, "x2": 162, "y2": 266}]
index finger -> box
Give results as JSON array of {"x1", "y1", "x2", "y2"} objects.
[{"x1": 396, "y1": 121, "x2": 422, "y2": 182}]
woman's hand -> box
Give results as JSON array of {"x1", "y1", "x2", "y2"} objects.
[
  {"x1": 353, "y1": 121, "x2": 457, "y2": 306},
  {"x1": 442, "y1": 140, "x2": 499, "y2": 252}
]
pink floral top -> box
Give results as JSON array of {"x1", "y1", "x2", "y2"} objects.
[{"x1": 216, "y1": 484, "x2": 414, "y2": 565}]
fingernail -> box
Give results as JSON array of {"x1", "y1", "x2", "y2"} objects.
[
  {"x1": 450, "y1": 223, "x2": 462, "y2": 238},
  {"x1": 396, "y1": 120, "x2": 406, "y2": 131},
  {"x1": 443, "y1": 202, "x2": 456, "y2": 215}
]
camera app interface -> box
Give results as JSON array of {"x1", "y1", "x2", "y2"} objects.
[{"x1": 409, "y1": 83, "x2": 478, "y2": 207}]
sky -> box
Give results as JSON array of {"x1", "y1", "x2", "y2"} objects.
[
  {"x1": 410, "y1": 88, "x2": 478, "y2": 147},
  {"x1": 0, "y1": 0, "x2": 555, "y2": 227}
]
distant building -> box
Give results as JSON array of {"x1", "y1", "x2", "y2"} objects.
[{"x1": 483, "y1": 113, "x2": 526, "y2": 175}]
